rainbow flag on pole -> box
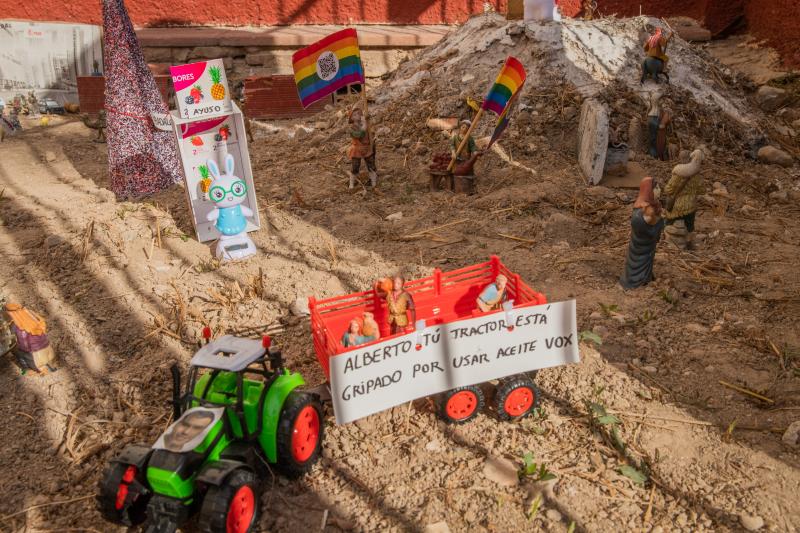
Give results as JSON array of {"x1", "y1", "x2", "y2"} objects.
[
  {"x1": 487, "y1": 91, "x2": 521, "y2": 148},
  {"x1": 292, "y1": 28, "x2": 365, "y2": 109},
  {"x1": 482, "y1": 56, "x2": 526, "y2": 115}
]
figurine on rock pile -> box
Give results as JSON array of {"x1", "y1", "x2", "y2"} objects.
[
  {"x1": 620, "y1": 177, "x2": 665, "y2": 290},
  {"x1": 646, "y1": 92, "x2": 673, "y2": 160},
  {"x1": 641, "y1": 27, "x2": 672, "y2": 84},
  {"x1": 663, "y1": 148, "x2": 705, "y2": 250},
  {"x1": 348, "y1": 107, "x2": 377, "y2": 189}
]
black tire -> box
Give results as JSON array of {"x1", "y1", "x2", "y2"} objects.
[
  {"x1": 96, "y1": 461, "x2": 150, "y2": 526},
  {"x1": 436, "y1": 385, "x2": 485, "y2": 424},
  {"x1": 199, "y1": 469, "x2": 260, "y2": 533},
  {"x1": 276, "y1": 392, "x2": 324, "y2": 478},
  {"x1": 494, "y1": 375, "x2": 540, "y2": 421}
]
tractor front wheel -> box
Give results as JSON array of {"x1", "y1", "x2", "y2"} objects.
[
  {"x1": 495, "y1": 375, "x2": 540, "y2": 421},
  {"x1": 276, "y1": 392, "x2": 324, "y2": 477},
  {"x1": 437, "y1": 385, "x2": 485, "y2": 424},
  {"x1": 199, "y1": 469, "x2": 260, "y2": 533},
  {"x1": 96, "y1": 462, "x2": 150, "y2": 526}
]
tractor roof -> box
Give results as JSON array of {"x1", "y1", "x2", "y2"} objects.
[{"x1": 191, "y1": 335, "x2": 266, "y2": 372}]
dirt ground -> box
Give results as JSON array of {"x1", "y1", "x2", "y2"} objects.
[{"x1": 1, "y1": 16, "x2": 800, "y2": 533}]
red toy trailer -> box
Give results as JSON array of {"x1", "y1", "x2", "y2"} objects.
[{"x1": 308, "y1": 256, "x2": 553, "y2": 424}]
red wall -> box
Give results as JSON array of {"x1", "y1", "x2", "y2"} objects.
[
  {"x1": 745, "y1": 0, "x2": 800, "y2": 67},
  {"x1": 0, "y1": 0, "x2": 507, "y2": 26}
]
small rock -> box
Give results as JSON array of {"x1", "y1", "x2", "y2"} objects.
[
  {"x1": 643, "y1": 365, "x2": 658, "y2": 374},
  {"x1": 386, "y1": 211, "x2": 403, "y2": 221},
  {"x1": 769, "y1": 190, "x2": 788, "y2": 202},
  {"x1": 757, "y1": 145, "x2": 793, "y2": 167},
  {"x1": 755, "y1": 85, "x2": 788, "y2": 112},
  {"x1": 401, "y1": 138, "x2": 412, "y2": 147},
  {"x1": 589, "y1": 311, "x2": 603, "y2": 320},
  {"x1": 461, "y1": 74, "x2": 476, "y2": 83},
  {"x1": 782, "y1": 421, "x2": 800, "y2": 448},
  {"x1": 289, "y1": 297, "x2": 310, "y2": 317},
  {"x1": 686, "y1": 323, "x2": 708, "y2": 334},
  {"x1": 426, "y1": 117, "x2": 457, "y2": 131},
  {"x1": 375, "y1": 126, "x2": 391, "y2": 136},
  {"x1": 545, "y1": 509, "x2": 562, "y2": 522},
  {"x1": 425, "y1": 440, "x2": 442, "y2": 452},
  {"x1": 592, "y1": 325, "x2": 609, "y2": 339},
  {"x1": 44, "y1": 235, "x2": 65, "y2": 250},
  {"x1": 482, "y1": 455, "x2": 519, "y2": 487},
  {"x1": 739, "y1": 513, "x2": 765, "y2": 531},
  {"x1": 44, "y1": 151, "x2": 57, "y2": 162},
  {"x1": 112, "y1": 411, "x2": 125, "y2": 423},
  {"x1": 423, "y1": 522, "x2": 451, "y2": 533}
]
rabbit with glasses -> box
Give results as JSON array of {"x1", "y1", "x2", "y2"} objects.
[{"x1": 206, "y1": 154, "x2": 257, "y2": 260}]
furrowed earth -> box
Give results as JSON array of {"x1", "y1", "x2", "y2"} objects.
[{"x1": 0, "y1": 14, "x2": 799, "y2": 533}]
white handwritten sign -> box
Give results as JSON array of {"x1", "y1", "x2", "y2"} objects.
[{"x1": 329, "y1": 299, "x2": 579, "y2": 424}]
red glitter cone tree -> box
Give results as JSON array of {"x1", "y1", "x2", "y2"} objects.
[{"x1": 103, "y1": 0, "x2": 183, "y2": 199}]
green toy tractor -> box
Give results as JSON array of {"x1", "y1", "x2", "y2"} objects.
[{"x1": 96, "y1": 335, "x2": 324, "y2": 532}]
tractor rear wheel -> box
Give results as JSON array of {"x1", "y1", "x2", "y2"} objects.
[
  {"x1": 97, "y1": 462, "x2": 150, "y2": 526},
  {"x1": 199, "y1": 469, "x2": 260, "y2": 533},
  {"x1": 495, "y1": 375, "x2": 540, "y2": 421},
  {"x1": 276, "y1": 392, "x2": 324, "y2": 477},
  {"x1": 437, "y1": 385, "x2": 485, "y2": 424}
]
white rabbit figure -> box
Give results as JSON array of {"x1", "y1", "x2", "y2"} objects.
[{"x1": 205, "y1": 154, "x2": 257, "y2": 260}]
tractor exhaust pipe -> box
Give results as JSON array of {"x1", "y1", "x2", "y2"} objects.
[{"x1": 170, "y1": 364, "x2": 182, "y2": 421}]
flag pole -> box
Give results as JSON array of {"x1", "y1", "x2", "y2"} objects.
[
  {"x1": 359, "y1": 59, "x2": 373, "y2": 154},
  {"x1": 448, "y1": 107, "x2": 484, "y2": 172}
]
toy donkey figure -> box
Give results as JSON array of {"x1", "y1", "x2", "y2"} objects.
[
  {"x1": 205, "y1": 154, "x2": 257, "y2": 261},
  {"x1": 641, "y1": 28, "x2": 672, "y2": 84}
]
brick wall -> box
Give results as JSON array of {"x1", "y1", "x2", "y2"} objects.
[
  {"x1": 77, "y1": 75, "x2": 172, "y2": 114},
  {"x1": 243, "y1": 76, "x2": 332, "y2": 119}
]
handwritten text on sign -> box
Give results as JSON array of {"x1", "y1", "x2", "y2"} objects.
[{"x1": 329, "y1": 299, "x2": 579, "y2": 424}]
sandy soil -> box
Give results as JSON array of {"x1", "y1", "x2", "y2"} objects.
[{"x1": 1, "y1": 15, "x2": 799, "y2": 533}]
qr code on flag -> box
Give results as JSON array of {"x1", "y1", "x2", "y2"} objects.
[{"x1": 316, "y1": 51, "x2": 340, "y2": 81}]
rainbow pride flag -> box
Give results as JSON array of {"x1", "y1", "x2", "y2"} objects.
[
  {"x1": 487, "y1": 91, "x2": 521, "y2": 148},
  {"x1": 292, "y1": 28, "x2": 365, "y2": 109},
  {"x1": 482, "y1": 56, "x2": 526, "y2": 116}
]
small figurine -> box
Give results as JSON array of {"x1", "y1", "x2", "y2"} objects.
[
  {"x1": 361, "y1": 311, "x2": 381, "y2": 342},
  {"x1": 620, "y1": 177, "x2": 665, "y2": 290},
  {"x1": 646, "y1": 92, "x2": 672, "y2": 160},
  {"x1": 451, "y1": 120, "x2": 477, "y2": 165},
  {"x1": 662, "y1": 149, "x2": 705, "y2": 250},
  {"x1": 4, "y1": 302, "x2": 57, "y2": 374},
  {"x1": 375, "y1": 275, "x2": 416, "y2": 334},
  {"x1": 92, "y1": 59, "x2": 102, "y2": 76},
  {"x1": 641, "y1": 27, "x2": 672, "y2": 84},
  {"x1": 476, "y1": 274, "x2": 509, "y2": 312},
  {"x1": 205, "y1": 154, "x2": 257, "y2": 261},
  {"x1": 341, "y1": 319, "x2": 374, "y2": 348},
  {"x1": 348, "y1": 107, "x2": 377, "y2": 189},
  {"x1": 80, "y1": 109, "x2": 107, "y2": 143}
]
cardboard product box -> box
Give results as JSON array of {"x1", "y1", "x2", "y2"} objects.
[
  {"x1": 170, "y1": 58, "x2": 233, "y2": 120},
  {"x1": 170, "y1": 102, "x2": 261, "y2": 243}
]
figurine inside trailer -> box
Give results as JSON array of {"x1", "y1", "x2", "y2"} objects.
[
  {"x1": 375, "y1": 275, "x2": 417, "y2": 334},
  {"x1": 476, "y1": 274, "x2": 509, "y2": 312},
  {"x1": 3, "y1": 303, "x2": 57, "y2": 374},
  {"x1": 620, "y1": 177, "x2": 665, "y2": 290},
  {"x1": 641, "y1": 28, "x2": 672, "y2": 84},
  {"x1": 205, "y1": 154, "x2": 257, "y2": 261},
  {"x1": 348, "y1": 107, "x2": 377, "y2": 189}
]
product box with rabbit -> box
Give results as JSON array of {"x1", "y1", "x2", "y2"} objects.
[{"x1": 170, "y1": 100, "x2": 261, "y2": 259}]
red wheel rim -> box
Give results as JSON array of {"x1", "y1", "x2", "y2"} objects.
[
  {"x1": 226, "y1": 485, "x2": 255, "y2": 533},
  {"x1": 445, "y1": 391, "x2": 478, "y2": 420},
  {"x1": 291, "y1": 405, "x2": 320, "y2": 463},
  {"x1": 114, "y1": 465, "x2": 137, "y2": 510},
  {"x1": 504, "y1": 386, "x2": 534, "y2": 417}
]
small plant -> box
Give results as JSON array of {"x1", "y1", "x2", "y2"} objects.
[
  {"x1": 579, "y1": 330, "x2": 602, "y2": 346},
  {"x1": 526, "y1": 494, "x2": 542, "y2": 521},
  {"x1": 598, "y1": 303, "x2": 619, "y2": 317},
  {"x1": 638, "y1": 309, "x2": 654, "y2": 324},
  {"x1": 659, "y1": 288, "x2": 678, "y2": 305},
  {"x1": 586, "y1": 400, "x2": 650, "y2": 486},
  {"x1": 195, "y1": 257, "x2": 220, "y2": 273},
  {"x1": 519, "y1": 452, "x2": 557, "y2": 482}
]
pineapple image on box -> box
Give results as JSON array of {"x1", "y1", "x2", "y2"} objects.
[
  {"x1": 210, "y1": 66, "x2": 225, "y2": 100},
  {"x1": 198, "y1": 164, "x2": 212, "y2": 200}
]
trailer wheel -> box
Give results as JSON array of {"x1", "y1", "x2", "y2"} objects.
[
  {"x1": 437, "y1": 385, "x2": 484, "y2": 424},
  {"x1": 495, "y1": 376, "x2": 540, "y2": 421},
  {"x1": 96, "y1": 462, "x2": 150, "y2": 526}
]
